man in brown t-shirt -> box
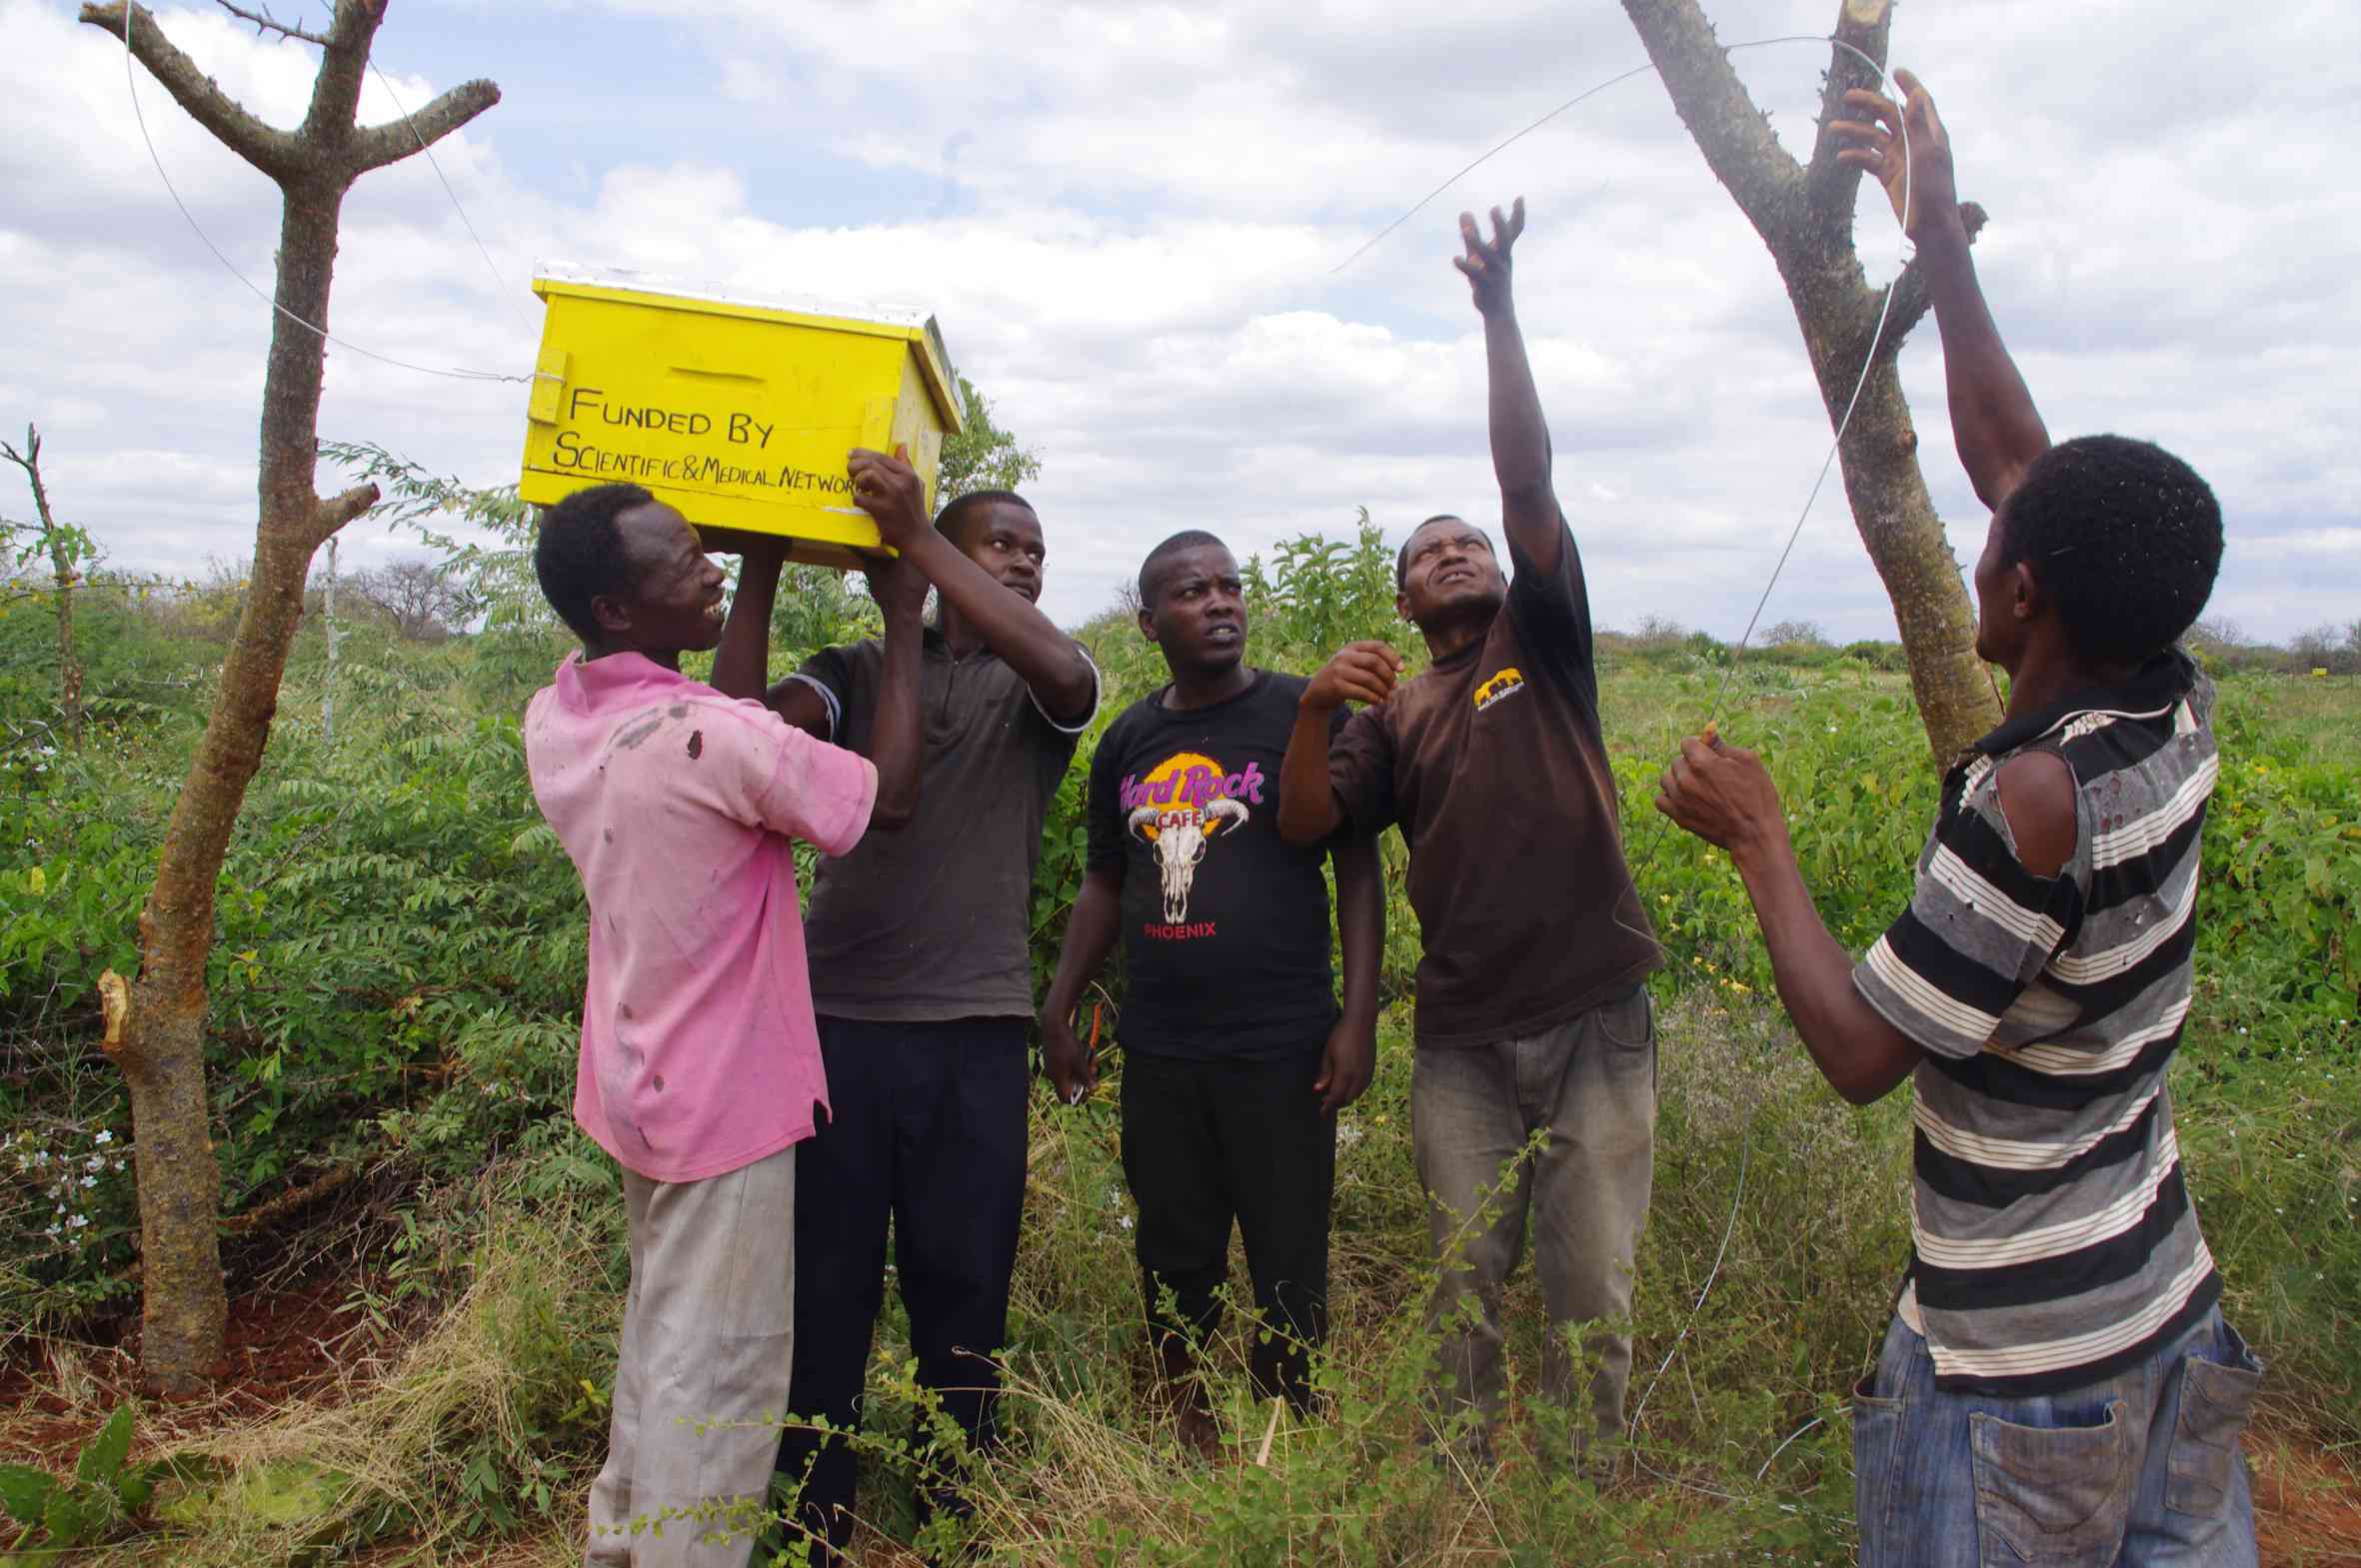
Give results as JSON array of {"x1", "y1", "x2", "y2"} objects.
[{"x1": 1278, "y1": 199, "x2": 1661, "y2": 1458}]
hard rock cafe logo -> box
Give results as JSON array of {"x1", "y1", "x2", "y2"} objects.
[
  {"x1": 1473, "y1": 666, "x2": 1526, "y2": 712},
  {"x1": 1119, "y1": 752, "x2": 1265, "y2": 924}
]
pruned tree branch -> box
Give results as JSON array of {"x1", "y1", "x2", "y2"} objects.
[
  {"x1": 313, "y1": 482, "x2": 381, "y2": 548},
  {"x1": 0, "y1": 425, "x2": 51, "y2": 523},
  {"x1": 1802, "y1": 0, "x2": 1892, "y2": 240},
  {"x1": 351, "y1": 78, "x2": 504, "y2": 172},
  {"x1": 1880, "y1": 201, "x2": 1987, "y2": 355},
  {"x1": 1626, "y1": 0, "x2": 2001, "y2": 764},
  {"x1": 212, "y1": 0, "x2": 329, "y2": 47},
  {"x1": 78, "y1": 2, "x2": 303, "y2": 179},
  {"x1": 297, "y1": 0, "x2": 383, "y2": 150},
  {"x1": 1622, "y1": 0, "x2": 1802, "y2": 246}
]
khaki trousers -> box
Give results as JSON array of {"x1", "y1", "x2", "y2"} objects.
[
  {"x1": 1412, "y1": 986, "x2": 1656, "y2": 1452},
  {"x1": 588, "y1": 1144, "x2": 795, "y2": 1567}
]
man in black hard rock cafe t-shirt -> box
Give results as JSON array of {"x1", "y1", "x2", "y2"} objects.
[{"x1": 1040, "y1": 531, "x2": 1383, "y2": 1452}]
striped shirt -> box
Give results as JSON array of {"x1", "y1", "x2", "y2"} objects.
[{"x1": 1853, "y1": 651, "x2": 2221, "y2": 1395}]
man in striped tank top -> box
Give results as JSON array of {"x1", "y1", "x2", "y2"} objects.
[{"x1": 1654, "y1": 72, "x2": 2258, "y2": 1567}]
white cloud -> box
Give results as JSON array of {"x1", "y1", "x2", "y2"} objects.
[{"x1": 0, "y1": 0, "x2": 2353, "y2": 655}]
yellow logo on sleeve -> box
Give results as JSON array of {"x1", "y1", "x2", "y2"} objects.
[{"x1": 1473, "y1": 667, "x2": 1526, "y2": 712}]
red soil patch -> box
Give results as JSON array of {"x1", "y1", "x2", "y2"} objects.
[
  {"x1": 0, "y1": 1270, "x2": 378, "y2": 1470},
  {"x1": 2255, "y1": 1427, "x2": 2361, "y2": 1567}
]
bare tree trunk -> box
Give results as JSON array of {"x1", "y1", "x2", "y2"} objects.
[
  {"x1": 76, "y1": 0, "x2": 498, "y2": 1394},
  {"x1": 1, "y1": 425, "x2": 84, "y2": 747},
  {"x1": 1621, "y1": 0, "x2": 2001, "y2": 763},
  {"x1": 48, "y1": 542, "x2": 78, "y2": 748}
]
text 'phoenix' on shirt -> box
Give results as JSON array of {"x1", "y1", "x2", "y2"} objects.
[{"x1": 1087, "y1": 670, "x2": 1346, "y2": 1058}]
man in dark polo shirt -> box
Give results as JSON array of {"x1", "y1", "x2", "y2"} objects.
[
  {"x1": 1277, "y1": 199, "x2": 1662, "y2": 1460},
  {"x1": 736, "y1": 487, "x2": 1098, "y2": 1560},
  {"x1": 1039, "y1": 529, "x2": 1383, "y2": 1453}
]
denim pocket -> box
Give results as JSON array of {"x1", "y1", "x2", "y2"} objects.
[
  {"x1": 1597, "y1": 986, "x2": 1654, "y2": 1050},
  {"x1": 1849, "y1": 1376, "x2": 1907, "y2": 1565},
  {"x1": 1968, "y1": 1401, "x2": 2132, "y2": 1566},
  {"x1": 2164, "y1": 1325, "x2": 2264, "y2": 1517}
]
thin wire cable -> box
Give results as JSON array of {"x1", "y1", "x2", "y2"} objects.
[
  {"x1": 1332, "y1": 34, "x2": 1902, "y2": 277},
  {"x1": 1621, "y1": 39, "x2": 1910, "y2": 1453},
  {"x1": 1347, "y1": 34, "x2": 1919, "y2": 1453},
  {"x1": 1627, "y1": 1127, "x2": 1750, "y2": 1442},
  {"x1": 1328, "y1": 59, "x2": 1661, "y2": 275},
  {"x1": 368, "y1": 61, "x2": 533, "y2": 331},
  {"x1": 121, "y1": 5, "x2": 541, "y2": 386},
  {"x1": 301, "y1": 0, "x2": 535, "y2": 333},
  {"x1": 1755, "y1": 1407, "x2": 1838, "y2": 1482},
  {"x1": 1593, "y1": 33, "x2": 1914, "y2": 960}
]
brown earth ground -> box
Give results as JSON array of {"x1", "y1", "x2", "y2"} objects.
[{"x1": 2, "y1": 1265, "x2": 2354, "y2": 1565}]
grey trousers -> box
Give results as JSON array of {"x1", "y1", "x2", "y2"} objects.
[
  {"x1": 588, "y1": 1145, "x2": 796, "y2": 1568},
  {"x1": 1412, "y1": 986, "x2": 1656, "y2": 1449}
]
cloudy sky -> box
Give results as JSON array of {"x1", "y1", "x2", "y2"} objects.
[{"x1": 3, "y1": 0, "x2": 2354, "y2": 644}]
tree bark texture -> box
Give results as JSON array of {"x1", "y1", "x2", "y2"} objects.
[
  {"x1": 1621, "y1": 0, "x2": 2001, "y2": 764},
  {"x1": 75, "y1": 0, "x2": 498, "y2": 1393}
]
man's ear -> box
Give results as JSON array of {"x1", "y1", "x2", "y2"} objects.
[
  {"x1": 2012, "y1": 561, "x2": 2043, "y2": 624},
  {"x1": 1137, "y1": 606, "x2": 1159, "y2": 644},
  {"x1": 591, "y1": 592, "x2": 633, "y2": 635},
  {"x1": 1395, "y1": 589, "x2": 1412, "y2": 623}
]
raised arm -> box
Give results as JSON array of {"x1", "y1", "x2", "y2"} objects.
[
  {"x1": 1836, "y1": 71, "x2": 2049, "y2": 511},
  {"x1": 860, "y1": 553, "x2": 928, "y2": 830},
  {"x1": 887, "y1": 507, "x2": 1096, "y2": 724},
  {"x1": 1456, "y1": 198, "x2": 1564, "y2": 578},
  {"x1": 709, "y1": 539, "x2": 786, "y2": 703},
  {"x1": 1277, "y1": 642, "x2": 1400, "y2": 846},
  {"x1": 1653, "y1": 736, "x2": 1920, "y2": 1104}
]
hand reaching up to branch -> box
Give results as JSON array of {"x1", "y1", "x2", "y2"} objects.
[
  {"x1": 1454, "y1": 198, "x2": 1525, "y2": 319},
  {"x1": 1831, "y1": 68, "x2": 1956, "y2": 241},
  {"x1": 1838, "y1": 69, "x2": 2047, "y2": 511}
]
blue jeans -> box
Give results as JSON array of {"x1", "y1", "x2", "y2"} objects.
[{"x1": 1852, "y1": 1306, "x2": 2262, "y2": 1568}]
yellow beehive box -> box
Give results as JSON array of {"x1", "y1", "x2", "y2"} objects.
[{"x1": 519, "y1": 267, "x2": 964, "y2": 568}]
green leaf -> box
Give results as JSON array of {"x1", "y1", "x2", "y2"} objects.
[
  {"x1": 75, "y1": 1405, "x2": 133, "y2": 1489},
  {"x1": 0, "y1": 1465, "x2": 55, "y2": 1527},
  {"x1": 42, "y1": 1482, "x2": 102, "y2": 1548}
]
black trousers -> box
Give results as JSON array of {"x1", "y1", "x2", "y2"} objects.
[
  {"x1": 777, "y1": 1015, "x2": 1029, "y2": 1559},
  {"x1": 1120, "y1": 1044, "x2": 1337, "y2": 1410}
]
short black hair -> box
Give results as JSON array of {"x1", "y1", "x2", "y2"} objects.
[
  {"x1": 1998, "y1": 435, "x2": 2222, "y2": 665},
  {"x1": 1396, "y1": 514, "x2": 1487, "y2": 589},
  {"x1": 936, "y1": 488, "x2": 1035, "y2": 548},
  {"x1": 1138, "y1": 529, "x2": 1230, "y2": 609},
  {"x1": 535, "y1": 483, "x2": 654, "y2": 643}
]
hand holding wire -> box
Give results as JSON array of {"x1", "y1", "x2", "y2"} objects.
[{"x1": 1831, "y1": 67, "x2": 1951, "y2": 238}]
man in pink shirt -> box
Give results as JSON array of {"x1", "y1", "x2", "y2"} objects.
[{"x1": 525, "y1": 450, "x2": 929, "y2": 1566}]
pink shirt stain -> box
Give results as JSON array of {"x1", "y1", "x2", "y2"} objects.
[{"x1": 525, "y1": 653, "x2": 877, "y2": 1183}]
